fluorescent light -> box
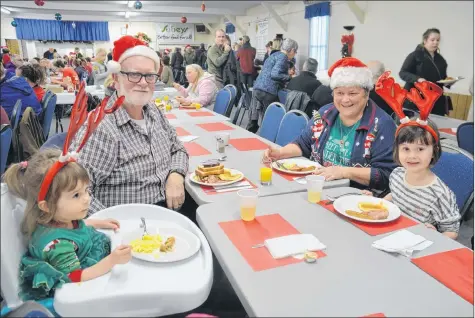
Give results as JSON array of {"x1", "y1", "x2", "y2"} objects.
[
  {"x1": 128, "y1": 1, "x2": 134, "y2": 8},
  {"x1": 125, "y1": 11, "x2": 130, "y2": 18},
  {"x1": 1, "y1": 7, "x2": 11, "y2": 14}
]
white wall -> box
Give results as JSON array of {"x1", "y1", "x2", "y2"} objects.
[
  {"x1": 1, "y1": 16, "x2": 17, "y2": 47},
  {"x1": 328, "y1": 1, "x2": 473, "y2": 94}
]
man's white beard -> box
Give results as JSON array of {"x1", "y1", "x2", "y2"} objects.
[{"x1": 124, "y1": 93, "x2": 152, "y2": 108}]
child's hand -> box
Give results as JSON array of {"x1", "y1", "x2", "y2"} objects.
[
  {"x1": 110, "y1": 245, "x2": 132, "y2": 265},
  {"x1": 99, "y1": 218, "x2": 120, "y2": 232},
  {"x1": 424, "y1": 223, "x2": 437, "y2": 230},
  {"x1": 361, "y1": 190, "x2": 373, "y2": 196}
]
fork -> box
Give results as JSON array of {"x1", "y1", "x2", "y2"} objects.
[
  {"x1": 325, "y1": 192, "x2": 362, "y2": 204},
  {"x1": 140, "y1": 217, "x2": 149, "y2": 238}
]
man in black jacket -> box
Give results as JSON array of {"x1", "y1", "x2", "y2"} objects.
[{"x1": 287, "y1": 58, "x2": 321, "y2": 97}]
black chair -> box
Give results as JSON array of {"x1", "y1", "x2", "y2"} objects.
[{"x1": 10, "y1": 100, "x2": 22, "y2": 132}]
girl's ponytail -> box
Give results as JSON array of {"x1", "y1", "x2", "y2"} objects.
[{"x1": 3, "y1": 161, "x2": 28, "y2": 200}]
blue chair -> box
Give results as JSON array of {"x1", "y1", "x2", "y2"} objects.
[
  {"x1": 40, "y1": 133, "x2": 67, "y2": 151},
  {"x1": 42, "y1": 89, "x2": 53, "y2": 105},
  {"x1": 457, "y1": 122, "x2": 474, "y2": 155},
  {"x1": 275, "y1": 110, "x2": 309, "y2": 147},
  {"x1": 213, "y1": 88, "x2": 233, "y2": 116},
  {"x1": 277, "y1": 89, "x2": 289, "y2": 105},
  {"x1": 431, "y1": 144, "x2": 474, "y2": 220},
  {"x1": 258, "y1": 102, "x2": 286, "y2": 143},
  {"x1": 224, "y1": 84, "x2": 238, "y2": 117},
  {"x1": 1, "y1": 125, "x2": 12, "y2": 175},
  {"x1": 40, "y1": 93, "x2": 57, "y2": 140},
  {"x1": 10, "y1": 100, "x2": 22, "y2": 132}
]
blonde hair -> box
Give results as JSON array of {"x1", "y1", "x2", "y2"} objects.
[
  {"x1": 271, "y1": 39, "x2": 282, "y2": 51},
  {"x1": 104, "y1": 74, "x2": 115, "y2": 88},
  {"x1": 3, "y1": 149, "x2": 90, "y2": 238},
  {"x1": 186, "y1": 64, "x2": 205, "y2": 93},
  {"x1": 96, "y1": 48, "x2": 107, "y2": 56}
]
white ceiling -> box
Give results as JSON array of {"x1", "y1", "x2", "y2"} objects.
[{"x1": 1, "y1": 0, "x2": 290, "y2": 24}]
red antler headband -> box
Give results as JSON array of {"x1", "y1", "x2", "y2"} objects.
[
  {"x1": 375, "y1": 71, "x2": 443, "y2": 141},
  {"x1": 37, "y1": 82, "x2": 125, "y2": 202}
]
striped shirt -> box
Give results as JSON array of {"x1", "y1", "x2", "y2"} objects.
[{"x1": 389, "y1": 167, "x2": 460, "y2": 233}]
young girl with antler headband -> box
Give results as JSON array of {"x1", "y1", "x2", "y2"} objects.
[
  {"x1": 372, "y1": 71, "x2": 460, "y2": 239},
  {"x1": 3, "y1": 83, "x2": 133, "y2": 300}
]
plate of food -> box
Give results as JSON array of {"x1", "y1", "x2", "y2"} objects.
[
  {"x1": 333, "y1": 195, "x2": 401, "y2": 223},
  {"x1": 190, "y1": 160, "x2": 244, "y2": 186},
  {"x1": 122, "y1": 226, "x2": 201, "y2": 263},
  {"x1": 437, "y1": 76, "x2": 464, "y2": 85},
  {"x1": 271, "y1": 158, "x2": 319, "y2": 175}
]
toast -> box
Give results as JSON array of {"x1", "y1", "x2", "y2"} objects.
[{"x1": 195, "y1": 166, "x2": 225, "y2": 178}]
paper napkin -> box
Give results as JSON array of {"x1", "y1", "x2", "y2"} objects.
[
  {"x1": 372, "y1": 229, "x2": 433, "y2": 257},
  {"x1": 265, "y1": 234, "x2": 326, "y2": 259}
]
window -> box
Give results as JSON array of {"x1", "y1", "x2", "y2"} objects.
[{"x1": 309, "y1": 15, "x2": 330, "y2": 71}]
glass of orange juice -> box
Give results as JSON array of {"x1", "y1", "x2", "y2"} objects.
[
  {"x1": 238, "y1": 189, "x2": 259, "y2": 221},
  {"x1": 260, "y1": 165, "x2": 272, "y2": 186},
  {"x1": 165, "y1": 103, "x2": 172, "y2": 112},
  {"x1": 164, "y1": 95, "x2": 169, "y2": 102},
  {"x1": 305, "y1": 175, "x2": 325, "y2": 203}
]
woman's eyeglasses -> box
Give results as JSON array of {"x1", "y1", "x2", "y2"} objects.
[{"x1": 120, "y1": 71, "x2": 159, "y2": 84}]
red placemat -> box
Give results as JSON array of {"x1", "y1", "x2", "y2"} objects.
[
  {"x1": 411, "y1": 248, "x2": 474, "y2": 304},
  {"x1": 219, "y1": 213, "x2": 326, "y2": 271},
  {"x1": 229, "y1": 138, "x2": 269, "y2": 151},
  {"x1": 175, "y1": 127, "x2": 190, "y2": 137},
  {"x1": 362, "y1": 314, "x2": 386, "y2": 317},
  {"x1": 197, "y1": 122, "x2": 234, "y2": 132},
  {"x1": 439, "y1": 128, "x2": 456, "y2": 135},
  {"x1": 273, "y1": 168, "x2": 312, "y2": 181},
  {"x1": 318, "y1": 201, "x2": 418, "y2": 236},
  {"x1": 187, "y1": 111, "x2": 214, "y2": 117},
  {"x1": 199, "y1": 178, "x2": 257, "y2": 195},
  {"x1": 179, "y1": 107, "x2": 196, "y2": 111},
  {"x1": 183, "y1": 142, "x2": 211, "y2": 156},
  {"x1": 165, "y1": 114, "x2": 177, "y2": 119}
]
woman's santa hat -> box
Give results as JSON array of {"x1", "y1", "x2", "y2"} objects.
[
  {"x1": 325, "y1": 57, "x2": 373, "y2": 91},
  {"x1": 107, "y1": 35, "x2": 160, "y2": 74}
]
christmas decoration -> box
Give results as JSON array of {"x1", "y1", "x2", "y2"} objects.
[
  {"x1": 71, "y1": 22, "x2": 76, "y2": 29},
  {"x1": 55, "y1": 13, "x2": 62, "y2": 21},
  {"x1": 134, "y1": 0, "x2": 142, "y2": 10},
  {"x1": 11, "y1": 20, "x2": 17, "y2": 27},
  {"x1": 201, "y1": 1, "x2": 206, "y2": 12},
  {"x1": 341, "y1": 26, "x2": 354, "y2": 58},
  {"x1": 181, "y1": 16, "x2": 187, "y2": 23},
  {"x1": 34, "y1": 0, "x2": 45, "y2": 6},
  {"x1": 134, "y1": 32, "x2": 151, "y2": 43}
]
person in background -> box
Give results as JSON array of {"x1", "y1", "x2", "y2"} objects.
[
  {"x1": 236, "y1": 35, "x2": 256, "y2": 88},
  {"x1": 0, "y1": 62, "x2": 42, "y2": 118},
  {"x1": 270, "y1": 39, "x2": 282, "y2": 56},
  {"x1": 223, "y1": 35, "x2": 238, "y2": 87},
  {"x1": 400, "y1": 28, "x2": 450, "y2": 116},
  {"x1": 160, "y1": 55, "x2": 174, "y2": 87},
  {"x1": 288, "y1": 61, "x2": 296, "y2": 78},
  {"x1": 4, "y1": 54, "x2": 23, "y2": 78},
  {"x1": 2, "y1": 48, "x2": 11, "y2": 66},
  {"x1": 155, "y1": 51, "x2": 164, "y2": 78},
  {"x1": 53, "y1": 59, "x2": 79, "y2": 89},
  {"x1": 103, "y1": 74, "x2": 116, "y2": 97},
  {"x1": 207, "y1": 29, "x2": 231, "y2": 89},
  {"x1": 74, "y1": 58, "x2": 88, "y2": 83},
  {"x1": 174, "y1": 64, "x2": 218, "y2": 109},
  {"x1": 287, "y1": 58, "x2": 321, "y2": 97},
  {"x1": 367, "y1": 60, "x2": 392, "y2": 116},
  {"x1": 74, "y1": 47, "x2": 83, "y2": 59},
  {"x1": 92, "y1": 48, "x2": 109, "y2": 86},
  {"x1": 43, "y1": 48, "x2": 55, "y2": 60},
  {"x1": 184, "y1": 45, "x2": 195, "y2": 66},
  {"x1": 247, "y1": 38, "x2": 298, "y2": 132},
  {"x1": 194, "y1": 43, "x2": 207, "y2": 69},
  {"x1": 171, "y1": 47, "x2": 184, "y2": 81},
  {"x1": 16, "y1": 64, "x2": 46, "y2": 102},
  {"x1": 233, "y1": 43, "x2": 241, "y2": 52},
  {"x1": 84, "y1": 57, "x2": 93, "y2": 76},
  {"x1": 107, "y1": 49, "x2": 113, "y2": 62},
  {"x1": 39, "y1": 58, "x2": 52, "y2": 81},
  {"x1": 262, "y1": 41, "x2": 273, "y2": 64}
]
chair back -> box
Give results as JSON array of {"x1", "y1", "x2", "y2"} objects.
[
  {"x1": 275, "y1": 110, "x2": 309, "y2": 146},
  {"x1": 457, "y1": 122, "x2": 474, "y2": 155},
  {"x1": 40, "y1": 132, "x2": 67, "y2": 151},
  {"x1": 1, "y1": 125, "x2": 12, "y2": 174},
  {"x1": 258, "y1": 102, "x2": 286, "y2": 142},
  {"x1": 41, "y1": 93, "x2": 57, "y2": 140},
  {"x1": 231, "y1": 94, "x2": 247, "y2": 126},
  {"x1": 224, "y1": 84, "x2": 238, "y2": 117},
  {"x1": 431, "y1": 144, "x2": 474, "y2": 218},
  {"x1": 278, "y1": 89, "x2": 289, "y2": 105},
  {"x1": 213, "y1": 88, "x2": 233, "y2": 116},
  {"x1": 224, "y1": 84, "x2": 237, "y2": 99},
  {"x1": 10, "y1": 99, "x2": 22, "y2": 131},
  {"x1": 41, "y1": 89, "x2": 53, "y2": 106}
]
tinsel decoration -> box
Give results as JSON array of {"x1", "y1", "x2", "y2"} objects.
[{"x1": 201, "y1": 1, "x2": 206, "y2": 12}]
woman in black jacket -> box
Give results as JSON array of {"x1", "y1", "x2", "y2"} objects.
[
  {"x1": 223, "y1": 35, "x2": 238, "y2": 86},
  {"x1": 399, "y1": 28, "x2": 450, "y2": 116},
  {"x1": 171, "y1": 47, "x2": 184, "y2": 82}
]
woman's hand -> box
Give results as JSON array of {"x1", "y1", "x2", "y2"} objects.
[
  {"x1": 262, "y1": 147, "x2": 282, "y2": 163},
  {"x1": 313, "y1": 166, "x2": 347, "y2": 181},
  {"x1": 361, "y1": 190, "x2": 373, "y2": 196},
  {"x1": 173, "y1": 82, "x2": 181, "y2": 90}
]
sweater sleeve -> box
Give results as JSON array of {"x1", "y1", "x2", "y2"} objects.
[
  {"x1": 208, "y1": 47, "x2": 229, "y2": 68},
  {"x1": 183, "y1": 80, "x2": 216, "y2": 107},
  {"x1": 271, "y1": 55, "x2": 291, "y2": 83},
  {"x1": 399, "y1": 52, "x2": 420, "y2": 84}
]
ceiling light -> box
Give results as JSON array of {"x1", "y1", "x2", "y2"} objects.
[
  {"x1": 1, "y1": 7, "x2": 11, "y2": 14},
  {"x1": 125, "y1": 11, "x2": 130, "y2": 18},
  {"x1": 128, "y1": 1, "x2": 134, "y2": 8}
]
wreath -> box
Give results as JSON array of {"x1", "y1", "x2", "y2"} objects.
[{"x1": 135, "y1": 32, "x2": 152, "y2": 43}]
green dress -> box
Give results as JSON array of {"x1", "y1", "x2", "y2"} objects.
[{"x1": 19, "y1": 220, "x2": 111, "y2": 301}]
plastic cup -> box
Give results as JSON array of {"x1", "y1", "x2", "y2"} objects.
[
  {"x1": 306, "y1": 175, "x2": 325, "y2": 203},
  {"x1": 216, "y1": 132, "x2": 230, "y2": 146},
  {"x1": 238, "y1": 189, "x2": 259, "y2": 221},
  {"x1": 260, "y1": 166, "x2": 272, "y2": 185}
]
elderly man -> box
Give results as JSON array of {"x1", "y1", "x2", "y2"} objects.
[
  {"x1": 236, "y1": 35, "x2": 256, "y2": 88},
  {"x1": 287, "y1": 58, "x2": 321, "y2": 97},
  {"x1": 207, "y1": 29, "x2": 231, "y2": 89},
  {"x1": 70, "y1": 35, "x2": 189, "y2": 214},
  {"x1": 367, "y1": 60, "x2": 392, "y2": 115}
]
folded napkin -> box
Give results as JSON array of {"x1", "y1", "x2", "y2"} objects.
[
  {"x1": 265, "y1": 234, "x2": 326, "y2": 259},
  {"x1": 179, "y1": 135, "x2": 199, "y2": 143},
  {"x1": 372, "y1": 230, "x2": 433, "y2": 257}
]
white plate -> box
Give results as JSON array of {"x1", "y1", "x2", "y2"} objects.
[
  {"x1": 333, "y1": 195, "x2": 401, "y2": 223},
  {"x1": 122, "y1": 226, "x2": 201, "y2": 263},
  {"x1": 189, "y1": 168, "x2": 244, "y2": 187},
  {"x1": 272, "y1": 158, "x2": 320, "y2": 175},
  {"x1": 437, "y1": 77, "x2": 464, "y2": 85}
]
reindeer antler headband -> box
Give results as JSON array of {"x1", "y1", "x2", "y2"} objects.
[
  {"x1": 375, "y1": 71, "x2": 443, "y2": 141},
  {"x1": 37, "y1": 82, "x2": 125, "y2": 202}
]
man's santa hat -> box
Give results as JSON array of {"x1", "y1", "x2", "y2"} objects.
[
  {"x1": 107, "y1": 35, "x2": 160, "y2": 74},
  {"x1": 324, "y1": 57, "x2": 373, "y2": 91}
]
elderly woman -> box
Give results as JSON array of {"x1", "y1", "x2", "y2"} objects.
[
  {"x1": 247, "y1": 38, "x2": 298, "y2": 133},
  {"x1": 264, "y1": 57, "x2": 397, "y2": 190},
  {"x1": 173, "y1": 64, "x2": 218, "y2": 109}
]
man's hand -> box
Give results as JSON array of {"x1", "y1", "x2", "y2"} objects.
[
  {"x1": 165, "y1": 172, "x2": 185, "y2": 210},
  {"x1": 224, "y1": 44, "x2": 231, "y2": 52}
]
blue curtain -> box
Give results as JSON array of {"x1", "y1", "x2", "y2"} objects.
[
  {"x1": 14, "y1": 18, "x2": 110, "y2": 41},
  {"x1": 225, "y1": 23, "x2": 235, "y2": 34},
  {"x1": 305, "y1": 2, "x2": 331, "y2": 19}
]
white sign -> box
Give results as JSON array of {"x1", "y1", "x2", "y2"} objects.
[
  {"x1": 256, "y1": 20, "x2": 268, "y2": 37},
  {"x1": 156, "y1": 23, "x2": 194, "y2": 43}
]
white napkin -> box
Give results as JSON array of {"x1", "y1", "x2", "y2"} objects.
[
  {"x1": 372, "y1": 230, "x2": 433, "y2": 257},
  {"x1": 264, "y1": 234, "x2": 326, "y2": 259},
  {"x1": 293, "y1": 177, "x2": 307, "y2": 185},
  {"x1": 179, "y1": 135, "x2": 199, "y2": 142}
]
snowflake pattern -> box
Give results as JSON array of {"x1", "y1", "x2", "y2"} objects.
[
  {"x1": 380, "y1": 136, "x2": 385, "y2": 140},
  {"x1": 356, "y1": 142, "x2": 360, "y2": 147}
]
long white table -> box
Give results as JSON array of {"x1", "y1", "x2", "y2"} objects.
[
  {"x1": 196, "y1": 187, "x2": 474, "y2": 317},
  {"x1": 166, "y1": 108, "x2": 230, "y2": 126}
]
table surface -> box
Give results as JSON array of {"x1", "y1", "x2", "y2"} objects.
[
  {"x1": 181, "y1": 121, "x2": 349, "y2": 205},
  {"x1": 196, "y1": 187, "x2": 474, "y2": 317},
  {"x1": 167, "y1": 108, "x2": 231, "y2": 126}
]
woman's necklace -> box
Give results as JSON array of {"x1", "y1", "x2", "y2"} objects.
[{"x1": 337, "y1": 117, "x2": 359, "y2": 166}]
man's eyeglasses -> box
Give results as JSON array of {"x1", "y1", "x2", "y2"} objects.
[{"x1": 120, "y1": 71, "x2": 159, "y2": 84}]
